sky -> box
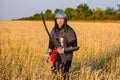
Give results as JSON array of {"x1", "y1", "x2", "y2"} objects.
[{"x1": 0, "y1": 0, "x2": 120, "y2": 20}]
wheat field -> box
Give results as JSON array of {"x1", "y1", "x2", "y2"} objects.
[{"x1": 0, "y1": 21, "x2": 120, "y2": 80}]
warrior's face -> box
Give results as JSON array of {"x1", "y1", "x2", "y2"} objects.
[{"x1": 56, "y1": 17, "x2": 65, "y2": 29}]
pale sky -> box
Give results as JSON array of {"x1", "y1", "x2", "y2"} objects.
[{"x1": 0, "y1": 0, "x2": 120, "y2": 20}]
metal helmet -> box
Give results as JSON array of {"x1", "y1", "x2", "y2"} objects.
[{"x1": 55, "y1": 9, "x2": 66, "y2": 19}]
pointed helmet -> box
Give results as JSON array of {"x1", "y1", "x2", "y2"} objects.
[{"x1": 55, "y1": 9, "x2": 66, "y2": 19}]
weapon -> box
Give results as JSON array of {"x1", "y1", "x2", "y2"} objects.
[
  {"x1": 41, "y1": 11, "x2": 52, "y2": 40},
  {"x1": 41, "y1": 12, "x2": 62, "y2": 69},
  {"x1": 41, "y1": 11, "x2": 63, "y2": 48}
]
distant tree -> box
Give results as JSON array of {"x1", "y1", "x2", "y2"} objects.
[
  {"x1": 44, "y1": 9, "x2": 53, "y2": 20},
  {"x1": 105, "y1": 7, "x2": 115, "y2": 15},
  {"x1": 65, "y1": 8, "x2": 74, "y2": 20},
  {"x1": 77, "y1": 3, "x2": 89, "y2": 11},
  {"x1": 117, "y1": 4, "x2": 120, "y2": 11},
  {"x1": 93, "y1": 8, "x2": 104, "y2": 20},
  {"x1": 114, "y1": 4, "x2": 120, "y2": 20},
  {"x1": 33, "y1": 13, "x2": 41, "y2": 20},
  {"x1": 71, "y1": 9, "x2": 79, "y2": 20},
  {"x1": 54, "y1": 9, "x2": 60, "y2": 14},
  {"x1": 116, "y1": 4, "x2": 120, "y2": 14},
  {"x1": 45, "y1": 9, "x2": 52, "y2": 14},
  {"x1": 104, "y1": 7, "x2": 116, "y2": 20},
  {"x1": 76, "y1": 3, "x2": 92, "y2": 20}
]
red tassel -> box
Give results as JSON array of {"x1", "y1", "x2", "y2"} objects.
[{"x1": 50, "y1": 48, "x2": 57, "y2": 68}]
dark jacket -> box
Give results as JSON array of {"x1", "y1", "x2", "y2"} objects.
[{"x1": 46, "y1": 25, "x2": 78, "y2": 62}]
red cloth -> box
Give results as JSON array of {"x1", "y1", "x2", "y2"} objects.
[{"x1": 50, "y1": 48, "x2": 58, "y2": 68}]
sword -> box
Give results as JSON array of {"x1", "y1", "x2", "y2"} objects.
[
  {"x1": 41, "y1": 11, "x2": 52, "y2": 40},
  {"x1": 41, "y1": 11, "x2": 62, "y2": 48}
]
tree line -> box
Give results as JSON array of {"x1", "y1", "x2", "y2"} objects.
[{"x1": 17, "y1": 3, "x2": 120, "y2": 20}]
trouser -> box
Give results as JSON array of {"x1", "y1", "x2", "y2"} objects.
[
  {"x1": 51, "y1": 60, "x2": 72, "y2": 80},
  {"x1": 62, "y1": 61, "x2": 72, "y2": 80}
]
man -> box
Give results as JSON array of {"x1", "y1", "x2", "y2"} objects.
[{"x1": 45, "y1": 9, "x2": 79, "y2": 80}]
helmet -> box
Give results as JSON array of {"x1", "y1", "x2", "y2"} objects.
[{"x1": 55, "y1": 9, "x2": 66, "y2": 19}]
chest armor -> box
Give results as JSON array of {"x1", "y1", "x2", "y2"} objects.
[{"x1": 53, "y1": 28, "x2": 68, "y2": 48}]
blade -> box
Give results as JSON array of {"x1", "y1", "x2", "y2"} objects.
[{"x1": 41, "y1": 11, "x2": 52, "y2": 40}]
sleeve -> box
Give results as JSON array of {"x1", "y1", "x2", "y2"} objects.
[
  {"x1": 67, "y1": 28, "x2": 77, "y2": 47},
  {"x1": 45, "y1": 28, "x2": 55, "y2": 56},
  {"x1": 64, "y1": 27, "x2": 79, "y2": 52}
]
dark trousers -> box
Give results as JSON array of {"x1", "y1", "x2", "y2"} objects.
[
  {"x1": 52, "y1": 60, "x2": 72, "y2": 80},
  {"x1": 63, "y1": 61, "x2": 71, "y2": 80}
]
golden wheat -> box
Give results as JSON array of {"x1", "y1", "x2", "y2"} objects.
[{"x1": 0, "y1": 21, "x2": 120, "y2": 80}]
